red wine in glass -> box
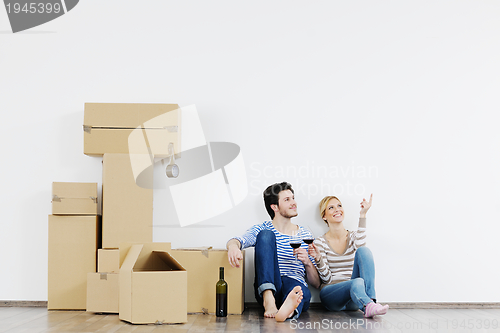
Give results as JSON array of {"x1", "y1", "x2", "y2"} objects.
[
  {"x1": 289, "y1": 237, "x2": 302, "y2": 263},
  {"x1": 302, "y1": 226, "x2": 315, "y2": 245}
]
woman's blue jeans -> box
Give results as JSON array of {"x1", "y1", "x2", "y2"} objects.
[
  {"x1": 253, "y1": 230, "x2": 311, "y2": 319},
  {"x1": 319, "y1": 246, "x2": 376, "y2": 311}
]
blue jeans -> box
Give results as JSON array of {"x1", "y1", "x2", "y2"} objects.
[
  {"x1": 319, "y1": 247, "x2": 376, "y2": 311},
  {"x1": 253, "y1": 230, "x2": 311, "y2": 319}
]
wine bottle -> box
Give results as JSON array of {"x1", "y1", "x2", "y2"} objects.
[{"x1": 216, "y1": 267, "x2": 227, "y2": 317}]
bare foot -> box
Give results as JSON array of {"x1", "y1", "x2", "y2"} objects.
[
  {"x1": 275, "y1": 286, "x2": 303, "y2": 322},
  {"x1": 262, "y1": 290, "x2": 278, "y2": 318},
  {"x1": 263, "y1": 302, "x2": 278, "y2": 318}
]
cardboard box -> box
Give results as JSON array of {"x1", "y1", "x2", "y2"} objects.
[
  {"x1": 86, "y1": 272, "x2": 119, "y2": 313},
  {"x1": 52, "y1": 182, "x2": 98, "y2": 215},
  {"x1": 83, "y1": 103, "x2": 181, "y2": 156},
  {"x1": 119, "y1": 243, "x2": 187, "y2": 324},
  {"x1": 48, "y1": 215, "x2": 101, "y2": 310},
  {"x1": 98, "y1": 249, "x2": 120, "y2": 273},
  {"x1": 102, "y1": 154, "x2": 153, "y2": 249},
  {"x1": 170, "y1": 248, "x2": 245, "y2": 314}
]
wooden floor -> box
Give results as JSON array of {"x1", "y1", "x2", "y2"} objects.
[{"x1": 1, "y1": 306, "x2": 500, "y2": 333}]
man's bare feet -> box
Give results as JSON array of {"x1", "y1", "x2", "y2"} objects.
[
  {"x1": 275, "y1": 286, "x2": 303, "y2": 322},
  {"x1": 262, "y1": 290, "x2": 278, "y2": 318}
]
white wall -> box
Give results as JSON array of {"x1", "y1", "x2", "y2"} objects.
[{"x1": 1, "y1": 1, "x2": 499, "y2": 303}]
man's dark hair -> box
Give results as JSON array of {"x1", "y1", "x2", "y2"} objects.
[{"x1": 263, "y1": 182, "x2": 294, "y2": 219}]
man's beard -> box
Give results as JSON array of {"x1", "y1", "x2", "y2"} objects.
[{"x1": 279, "y1": 208, "x2": 298, "y2": 219}]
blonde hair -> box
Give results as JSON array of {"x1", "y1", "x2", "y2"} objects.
[{"x1": 319, "y1": 196, "x2": 341, "y2": 225}]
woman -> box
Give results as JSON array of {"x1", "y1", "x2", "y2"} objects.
[{"x1": 308, "y1": 194, "x2": 389, "y2": 318}]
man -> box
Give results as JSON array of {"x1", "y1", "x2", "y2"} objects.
[{"x1": 227, "y1": 182, "x2": 320, "y2": 321}]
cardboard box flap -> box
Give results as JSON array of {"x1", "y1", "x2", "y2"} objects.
[
  {"x1": 153, "y1": 251, "x2": 185, "y2": 271},
  {"x1": 119, "y1": 243, "x2": 171, "y2": 267},
  {"x1": 84, "y1": 103, "x2": 180, "y2": 129},
  {"x1": 120, "y1": 244, "x2": 143, "y2": 273},
  {"x1": 133, "y1": 251, "x2": 185, "y2": 272}
]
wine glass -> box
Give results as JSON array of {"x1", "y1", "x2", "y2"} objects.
[
  {"x1": 302, "y1": 225, "x2": 315, "y2": 246},
  {"x1": 289, "y1": 229, "x2": 301, "y2": 263}
]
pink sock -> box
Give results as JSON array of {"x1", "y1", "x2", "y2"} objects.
[{"x1": 364, "y1": 302, "x2": 389, "y2": 318}]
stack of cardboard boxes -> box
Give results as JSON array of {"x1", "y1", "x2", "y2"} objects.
[
  {"x1": 48, "y1": 103, "x2": 245, "y2": 324},
  {"x1": 48, "y1": 182, "x2": 101, "y2": 310}
]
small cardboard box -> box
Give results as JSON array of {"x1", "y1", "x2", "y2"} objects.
[
  {"x1": 52, "y1": 182, "x2": 98, "y2": 215},
  {"x1": 102, "y1": 154, "x2": 153, "y2": 249},
  {"x1": 170, "y1": 248, "x2": 245, "y2": 314},
  {"x1": 119, "y1": 243, "x2": 187, "y2": 324},
  {"x1": 48, "y1": 215, "x2": 101, "y2": 310},
  {"x1": 83, "y1": 103, "x2": 181, "y2": 156},
  {"x1": 86, "y1": 272, "x2": 119, "y2": 313},
  {"x1": 98, "y1": 249, "x2": 120, "y2": 273}
]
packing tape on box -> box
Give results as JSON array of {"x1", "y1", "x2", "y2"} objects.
[
  {"x1": 52, "y1": 195, "x2": 98, "y2": 203},
  {"x1": 176, "y1": 247, "x2": 213, "y2": 258},
  {"x1": 164, "y1": 126, "x2": 178, "y2": 132},
  {"x1": 201, "y1": 248, "x2": 210, "y2": 258},
  {"x1": 127, "y1": 105, "x2": 248, "y2": 227},
  {"x1": 100, "y1": 273, "x2": 108, "y2": 280}
]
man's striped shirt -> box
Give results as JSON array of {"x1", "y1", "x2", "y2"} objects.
[
  {"x1": 314, "y1": 218, "x2": 367, "y2": 288},
  {"x1": 233, "y1": 221, "x2": 315, "y2": 286}
]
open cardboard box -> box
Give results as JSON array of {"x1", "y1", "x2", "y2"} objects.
[{"x1": 119, "y1": 243, "x2": 187, "y2": 324}]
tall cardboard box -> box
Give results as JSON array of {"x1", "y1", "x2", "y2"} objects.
[
  {"x1": 170, "y1": 248, "x2": 245, "y2": 314},
  {"x1": 48, "y1": 215, "x2": 101, "y2": 310},
  {"x1": 102, "y1": 154, "x2": 153, "y2": 249},
  {"x1": 52, "y1": 182, "x2": 98, "y2": 215},
  {"x1": 83, "y1": 103, "x2": 181, "y2": 156},
  {"x1": 87, "y1": 272, "x2": 119, "y2": 313},
  {"x1": 119, "y1": 243, "x2": 187, "y2": 324}
]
